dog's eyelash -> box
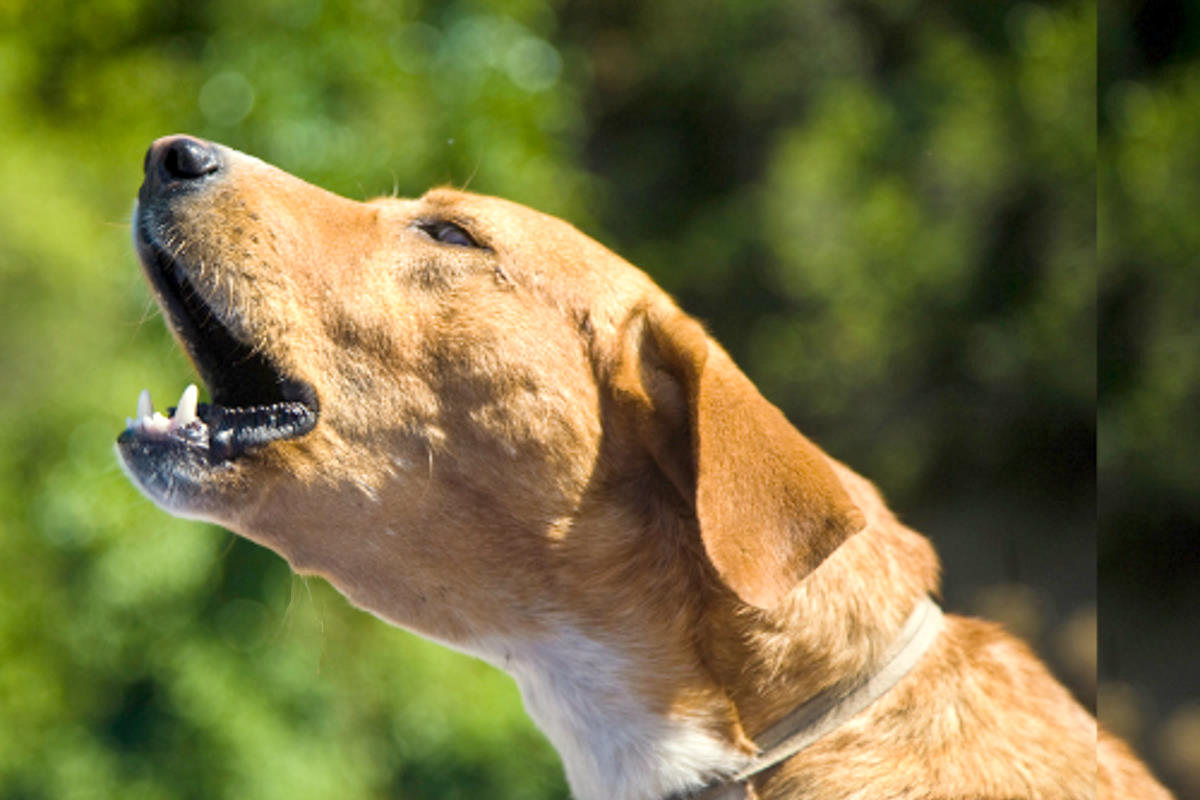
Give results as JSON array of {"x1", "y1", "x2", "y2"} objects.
[{"x1": 418, "y1": 220, "x2": 481, "y2": 249}]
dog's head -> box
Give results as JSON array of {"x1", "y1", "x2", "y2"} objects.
[{"x1": 118, "y1": 136, "x2": 863, "y2": 645}]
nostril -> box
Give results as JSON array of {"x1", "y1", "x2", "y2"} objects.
[{"x1": 157, "y1": 137, "x2": 221, "y2": 181}]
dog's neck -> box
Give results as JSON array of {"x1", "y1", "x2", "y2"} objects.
[{"x1": 462, "y1": 471, "x2": 939, "y2": 800}]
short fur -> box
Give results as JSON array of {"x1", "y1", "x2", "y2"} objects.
[{"x1": 120, "y1": 137, "x2": 1171, "y2": 800}]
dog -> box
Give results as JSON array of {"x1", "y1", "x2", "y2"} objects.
[{"x1": 117, "y1": 135, "x2": 1171, "y2": 800}]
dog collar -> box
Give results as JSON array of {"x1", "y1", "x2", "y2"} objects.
[{"x1": 682, "y1": 596, "x2": 944, "y2": 800}]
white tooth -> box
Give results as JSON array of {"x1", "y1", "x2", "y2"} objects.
[
  {"x1": 150, "y1": 411, "x2": 170, "y2": 432},
  {"x1": 172, "y1": 384, "x2": 199, "y2": 427},
  {"x1": 137, "y1": 389, "x2": 153, "y2": 421},
  {"x1": 126, "y1": 417, "x2": 135, "y2": 430}
]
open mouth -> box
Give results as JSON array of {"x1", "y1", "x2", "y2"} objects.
[{"x1": 118, "y1": 218, "x2": 318, "y2": 464}]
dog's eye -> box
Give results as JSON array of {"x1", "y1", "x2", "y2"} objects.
[{"x1": 419, "y1": 220, "x2": 480, "y2": 249}]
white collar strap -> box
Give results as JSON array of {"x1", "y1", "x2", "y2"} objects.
[{"x1": 680, "y1": 596, "x2": 945, "y2": 800}]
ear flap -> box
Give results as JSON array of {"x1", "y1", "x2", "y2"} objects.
[{"x1": 616, "y1": 306, "x2": 866, "y2": 609}]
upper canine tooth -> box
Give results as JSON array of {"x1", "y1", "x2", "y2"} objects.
[
  {"x1": 137, "y1": 389, "x2": 153, "y2": 422},
  {"x1": 173, "y1": 384, "x2": 199, "y2": 427}
]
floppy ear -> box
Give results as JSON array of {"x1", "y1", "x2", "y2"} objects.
[{"x1": 614, "y1": 306, "x2": 866, "y2": 609}]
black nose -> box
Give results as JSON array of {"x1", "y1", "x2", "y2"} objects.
[{"x1": 142, "y1": 135, "x2": 221, "y2": 192}]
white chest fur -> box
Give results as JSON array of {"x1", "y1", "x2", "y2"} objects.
[{"x1": 470, "y1": 626, "x2": 748, "y2": 800}]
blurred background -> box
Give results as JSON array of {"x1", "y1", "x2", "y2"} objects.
[
  {"x1": 0, "y1": 0, "x2": 1191, "y2": 797},
  {"x1": 1102, "y1": 0, "x2": 1200, "y2": 797}
]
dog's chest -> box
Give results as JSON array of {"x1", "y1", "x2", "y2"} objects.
[{"x1": 470, "y1": 626, "x2": 748, "y2": 800}]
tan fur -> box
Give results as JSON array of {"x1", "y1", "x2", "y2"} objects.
[{"x1": 127, "y1": 137, "x2": 1171, "y2": 799}]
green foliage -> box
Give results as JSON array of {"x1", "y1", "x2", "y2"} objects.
[
  {"x1": 1101, "y1": 62, "x2": 1200, "y2": 501},
  {"x1": 0, "y1": 1, "x2": 1111, "y2": 798},
  {"x1": 754, "y1": 3, "x2": 1094, "y2": 498}
]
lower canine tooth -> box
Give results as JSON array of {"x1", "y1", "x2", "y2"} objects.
[{"x1": 173, "y1": 384, "x2": 199, "y2": 427}]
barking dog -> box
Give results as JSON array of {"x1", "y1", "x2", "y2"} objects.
[{"x1": 117, "y1": 136, "x2": 1170, "y2": 800}]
